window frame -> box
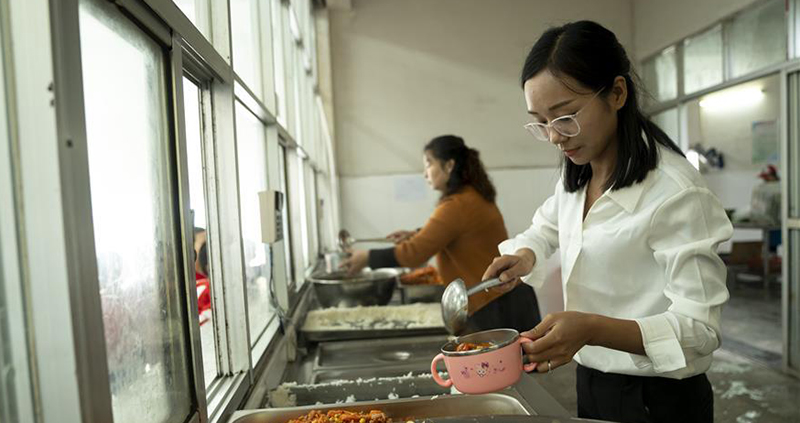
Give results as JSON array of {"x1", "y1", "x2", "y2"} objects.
[
  {"x1": 29, "y1": 0, "x2": 331, "y2": 421},
  {"x1": 643, "y1": 0, "x2": 793, "y2": 117},
  {"x1": 0, "y1": 2, "x2": 36, "y2": 418}
]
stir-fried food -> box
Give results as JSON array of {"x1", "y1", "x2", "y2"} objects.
[
  {"x1": 399, "y1": 266, "x2": 443, "y2": 285},
  {"x1": 286, "y1": 409, "x2": 392, "y2": 423},
  {"x1": 455, "y1": 341, "x2": 493, "y2": 352}
]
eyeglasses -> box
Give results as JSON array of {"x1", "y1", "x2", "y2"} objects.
[{"x1": 523, "y1": 90, "x2": 602, "y2": 142}]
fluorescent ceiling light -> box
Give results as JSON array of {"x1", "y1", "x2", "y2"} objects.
[{"x1": 699, "y1": 87, "x2": 764, "y2": 111}]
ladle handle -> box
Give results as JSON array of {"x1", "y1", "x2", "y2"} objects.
[{"x1": 466, "y1": 278, "x2": 504, "y2": 296}]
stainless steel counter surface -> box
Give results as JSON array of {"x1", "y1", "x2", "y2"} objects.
[
  {"x1": 233, "y1": 332, "x2": 572, "y2": 422},
  {"x1": 230, "y1": 374, "x2": 575, "y2": 422}
]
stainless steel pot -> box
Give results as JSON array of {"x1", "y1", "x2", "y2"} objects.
[{"x1": 309, "y1": 268, "x2": 401, "y2": 308}]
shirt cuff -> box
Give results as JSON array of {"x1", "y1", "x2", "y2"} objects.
[
  {"x1": 632, "y1": 314, "x2": 687, "y2": 373},
  {"x1": 498, "y1": 239, "x2": 546, "y2": 289},
  {"x1": 368, "y1": 247, "x2": 400, "y2": 269}
]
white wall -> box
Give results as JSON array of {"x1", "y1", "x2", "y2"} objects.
[
  {"x1": 329, "y1": 0, "x2": 633, "y2": 178},
  {"x1": 330, "y1": 0, "x2": 634, "y2": 240},
  {"x1": 633, "y1": 0, "x2": 761, "y2": 59},
  {"x1": 340, "y1": 167, "x2": 561, "y2": 240}
]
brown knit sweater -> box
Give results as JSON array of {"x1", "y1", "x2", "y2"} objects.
[{"x1": 390, "y1": 186, "x2": 508, "y2": 314}]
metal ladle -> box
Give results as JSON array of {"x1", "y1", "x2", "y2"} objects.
[
  {"x1": 338, "y1": 229, "x2": 392, "y2": 251},
  {"x1": 441, "y1": 277, "x2": 505, "y2": 334}
]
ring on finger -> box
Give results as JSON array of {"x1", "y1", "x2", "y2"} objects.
[{"x1": 547, "y1": 360, "x2": 552, "y2": 373}]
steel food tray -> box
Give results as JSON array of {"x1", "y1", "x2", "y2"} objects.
[
  {"x1": 301, "y1": 326, "x2": 447, "y2": 342},
  {"x1": 229, "y1": 392, "x2": 534, "y2": 423}
]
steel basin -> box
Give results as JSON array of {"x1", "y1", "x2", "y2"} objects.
[
  {"x1": 311, "y1": 367, "x2": 446, "y2": 384},
  {"x1": 309, "y1": 269, "x2": 400, "y2": 308},
  {"x1": 400, "y1": 282, "x2": 446, "y2": 303},
  {"x1": 316, "y1": 334, "x2": 449, "y2": 368},
  {"x1": 235, "y1": 392, "x2": 534, "y2": 422}
]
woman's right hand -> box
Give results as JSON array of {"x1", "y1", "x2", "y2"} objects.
[
  {"x1": 481, "y1": 249, "x2": 536, "y2": 294},
  {"x1": 387, "y1": 230, "x2": 416, "y2": 244}
]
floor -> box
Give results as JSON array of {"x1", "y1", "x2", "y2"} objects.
[{"x1": 536, "y1": 280, "x2": 800, "y2": 422}]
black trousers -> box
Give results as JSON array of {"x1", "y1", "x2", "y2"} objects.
[
  {"x1": 463, "y1": 283, "x2": 541, "y2": 334},
  {"x1": 576, "y1": 364, "x2": 714, "y2": 423}
]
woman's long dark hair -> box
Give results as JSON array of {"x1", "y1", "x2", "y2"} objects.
[
  {"x1": 424, "y1": 135, "x2": 496, "y2": 203},
  {"x1": 520, "y1": 20, "x2": 683, "y2": 193}
]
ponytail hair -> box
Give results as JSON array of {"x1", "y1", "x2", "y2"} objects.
[
  {"x1": 521, "y1": 21, "x2": 683, "y2": 193},
  {"x1": 424, "y1": 135, "x2": 497, "y2": 203}
]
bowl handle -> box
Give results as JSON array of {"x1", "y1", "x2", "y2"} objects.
[
  {"x1": 430, "y1": 353, "x2": 452, "y2": 387},
  {"x1": 519, "y1": 337, "x2": 538, "y2": 372}
]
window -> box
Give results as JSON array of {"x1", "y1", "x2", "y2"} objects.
[
  {"x1": 285, "y1": 149, "x2": 309, "y2": 286},
  {"x1": 728, "y1": 0, "x2": 787, "y2": 78},
  {"x1": 183, "y1": 76, "x2": 219, "y2": 388},
  {"x1": 642, "y1": 46, "x2": 678, "y2": 103},
  {"x1": 271, "y1": 0, "x2": 288, "y2": 125},
  {"x1": 297, "y1": 155, "x2": 310, "y2": 271},
  {"x1": 79, "y1": 1, "x2": 193, "y2": 421},
  {"x1": 304, "y1": 162, "x2": 319, "y2": 261},
  {"x1": 0, "y1": 15, "x2": 32, "y2": 417},
  {"x1": 231, "y1": 0, "x2": 264, "y2": 99},
  {"x1": 278, "y1": 145, "x2": 295, "y2": 287},
  {"x1": 683, "y1": 26, "x2": 723, "y2": 94},
  {"x1": 235, "y1": 102, "x2": 276, "y2": 346},
  {"x1": 282, "y1": 3, "x2": 299, "y2": 135},
  {"x1": 173, "y1": 0, "x2": 210, "y2": 37},
  {"x1": 19, "y1": 0, "x2": 331, "y2": 419},
  {"x1": 0, "y1": 240, "x2": 17, "y2": 423},
  {"x1": 651, "y1": 108, "x2": 680, "y2": 146}
]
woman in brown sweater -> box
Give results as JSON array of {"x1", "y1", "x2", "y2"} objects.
[{"x1": 342, "y1": 135, "x2": 540, "y2": 334}]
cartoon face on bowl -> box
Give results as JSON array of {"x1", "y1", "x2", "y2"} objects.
[{"x1": 431, "y1": 328, "x2": 536, "y2": 394}]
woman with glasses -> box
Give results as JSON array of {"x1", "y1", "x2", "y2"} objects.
[
  {"x1": 482, "y1": 21, "x2": 731, "y2": 423},
  {"x1": 341, "y1": 135, "x2": 541, "y2": 334}
]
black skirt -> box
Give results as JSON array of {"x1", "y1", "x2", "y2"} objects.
[
  {"x1": 462, "y1": 283, "x2": 541, "y2": 334},
  {"x1": 576, "y1": 364, "x2": 714, "y2": 423}
]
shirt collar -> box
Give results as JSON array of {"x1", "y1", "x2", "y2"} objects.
[{"x1": 605, "y1": 178, "x2": 648, "y2": 214}]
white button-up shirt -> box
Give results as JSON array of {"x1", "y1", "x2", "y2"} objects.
[{"x1": 499, "y1": 147, "x2": 733, "y2": 379}]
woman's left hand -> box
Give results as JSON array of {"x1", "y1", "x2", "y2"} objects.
[
  {"x1": 520, "y1": 311, "x2": 596, "y2": 373},
  {"x1": 340, "y1": 249, "x2": 368, "y2": 275}
]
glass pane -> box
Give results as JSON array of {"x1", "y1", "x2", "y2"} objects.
[
  {"x1": 279, "y1": 147, "x2": 294, "y2": 286},
  {"x1": 651, "y1": 108, "x2": 680, "y2": 145},
  {"x1": 683, "y1": 26, "x2": 723, "y2": 94},
  {"x1": 0, "y1": 238, "x2": 18, "y2": 423},
  {"x1": 235, "y1": 102, "x2": 275, "y2": 346},
  {"x1": 642, "y1": 46, "x2": 678, "y2": 103},
  {"x1": 271, "y1": 0, "x2": 287, "y2": 125},
  {"x1": 286, "y1": 149, "x2": 307, "y2": 285},
  {"x1": 792, "y1": 109, "x2": 800, "y2": 217},
  {"x1": 173, "y1": 0, "x2": 209, "y2": 37},
  {"x1": 79, "y1": 1, "x2": 192, "y2": 421},
  {"x1": 729, "y1": 0, "x2": 787, "y2": 79},
  {"x1": 282, "y1": 4, "x2": 298, "y2": 133},
  {"x1": 304, "y1": 163, "x2": 318, "y2": 263},
  {"x1": 791, "y1": 75, "x2": 800, "y2": 217},
  {"x1": 790, "y1": 230, "x2": 800, "y2": 370},
  {"x1": 296, "y1": 155, "x2": 309, "y2": 272},
  {"x1": 0, "y1": 13, "x2": 23, "y2": 422},
  {"x1": 183, "y1": 77, "x2": 218, "y2": 387},
  {"x1": 231, "y1": 0, "x2": 263, "y2": 99}
]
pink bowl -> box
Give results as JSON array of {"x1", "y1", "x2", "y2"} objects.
[{"x1": 431, "y1": 328, "x2": 536, "y2": 394}]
